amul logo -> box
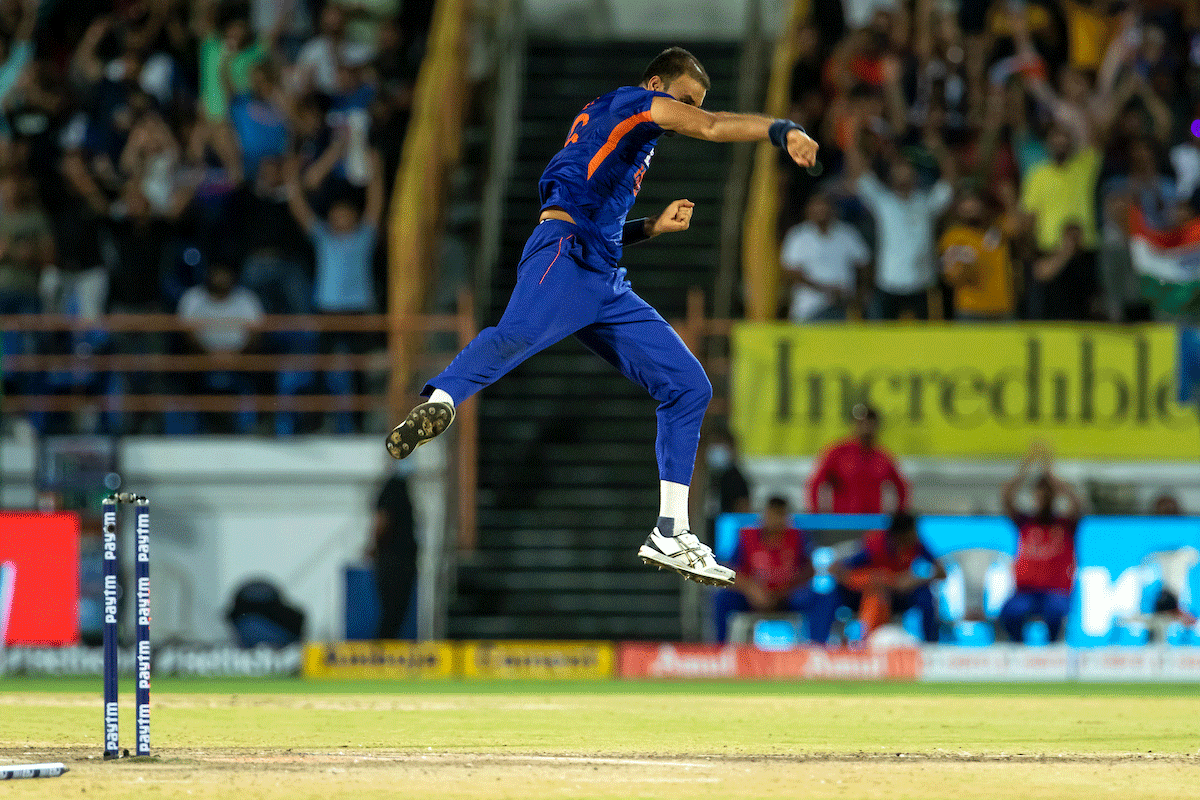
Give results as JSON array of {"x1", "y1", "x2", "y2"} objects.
[{"x1": 648, "y1": 645, "x2": 737, "y2": 677}]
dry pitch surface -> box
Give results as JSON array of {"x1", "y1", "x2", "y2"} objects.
[{"x1": 1, "y1": 678, "x2": 1198, "y2": 799}]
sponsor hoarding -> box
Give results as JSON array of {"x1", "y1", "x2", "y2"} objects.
[
  {"x1": 731, "y1": 323, "x2": 1198, "y2": 459},
  {"x1": 302, "y1": 641, "x2": 456, "y2": 679},
  {"x1": 460, "y1": 640, "x2": 614, "y2": 679},
  {"x1": 617, "y1": 643, "x2": 919, "y2": 680},
  {"x1": 0, "y1": 512, "x2": 80, "y2": 645},
  {"x1": 1, "y1": 645, "x2": 302, "y2": 677}
]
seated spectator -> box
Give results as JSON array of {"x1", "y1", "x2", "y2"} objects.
[
  {"x1": 284, "y1": 150, "x2": 383, "y2": 432},
  {"x1": 176, "y1": 261, "x2": 264, "y2": 434},
  {"x1": 713, "y1": 497, "x2": 838, "y2": 644},
  {"x1": 808, "y1": 404, "x2": 909, "y2": 514},
  {"x1": 998, "y1": 441, "x2": 1082, "y2": 644},
  {"x1": 780, "y1": 192, "x2": 868, "y2": 322},
  {"x1": 938, "y1": 188, "x2": 1016, "y2": 321},
  {"x1": 830, "y1": 511, "x2": 945, "y2": 642}
]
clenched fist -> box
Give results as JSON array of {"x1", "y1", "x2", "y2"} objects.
[
  {"x1": 787, "y1": 128, "x2": 819, "y2": 169},
  {"x1": 649, "y1": 199, "x2": 695, "y2": 236}
]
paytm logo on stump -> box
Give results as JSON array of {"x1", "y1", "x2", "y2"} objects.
[{"x1": 1070, "y1": 516, "x2": 1200, "y2": 646}]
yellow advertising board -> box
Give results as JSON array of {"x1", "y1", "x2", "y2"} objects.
[
  {"x1": 303, "y1": 641, "x2": 456, "y2": 679},
  {"x1": 731, "y1": 323, "x2": 1198, "y2": 459},
  {"x1": 460, "y1": 640, "x2": 615, "y2": 679}
]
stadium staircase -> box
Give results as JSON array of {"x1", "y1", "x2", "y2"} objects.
[{"x1": 447, "y1": 40, "x2": 739, "y2": 640}]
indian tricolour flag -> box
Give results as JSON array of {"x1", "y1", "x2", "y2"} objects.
[{"x1": 1129, "y1": 206, "x2": 1200, "y2": 315}]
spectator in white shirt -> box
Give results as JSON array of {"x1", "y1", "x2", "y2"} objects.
[
  {"x1": 176, "y1": 262, "x2": 265, "y2": 434},
  {"x1": 780, "y1": 192, "x2": 869, "y2": 321},
  {"x1": 291, "y1": 4, "x2": 375, "y2": 97},
  {"x1": 845, "y1": 115, "x2": 954, "y2": 320}
]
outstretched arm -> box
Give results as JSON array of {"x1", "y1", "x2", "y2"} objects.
[
  {"x1": 1002, "y1": 441, "x2": 1049, "y2": 517},
  {"x1": 649, "y1": 97, "x2": 818, "y2": 168}
]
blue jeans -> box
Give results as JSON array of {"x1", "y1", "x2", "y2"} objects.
[
  {"x1": 713, "y1": 586, "x2": 839, "y2": 644},
  {"x1": 999, "y1": 589, "x2": 1071, "y2": 642}
]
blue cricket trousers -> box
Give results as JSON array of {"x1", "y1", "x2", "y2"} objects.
[
  {"x1": 999, "y1": 589, "x2": 1071, "y2": 642},
  {"x1": 424, "y1": 220, "x2": 712, "y2": 485}
]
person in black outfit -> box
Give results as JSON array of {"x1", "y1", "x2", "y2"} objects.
[
  {"x1": 367, "y1": 467, "x2": 419, "y2": 639},
  {"x1": 707, "y1": 427, "x2": 751, "y2": 515}
]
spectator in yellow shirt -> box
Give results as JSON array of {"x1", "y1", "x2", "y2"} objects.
[{"x1": 939, "y1": 189, "x2": 1016, "y2": 321}]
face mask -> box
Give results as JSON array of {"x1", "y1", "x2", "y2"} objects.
[{"x1": 706, "y1": 444, "x2": 732, "y2": 471}]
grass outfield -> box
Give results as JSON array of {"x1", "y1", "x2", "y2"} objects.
[{"x1": 1, "y1": 677, "x2": 1197, "y2": 799}]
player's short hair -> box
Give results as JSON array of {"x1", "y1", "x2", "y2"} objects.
[
  {"x1": 852, "y1": 403, "x2": 879, "y2": 422},
  {"x1": 641, "y1": 47, "x2": 710, "y2": 92},
  {"x1": 766, "y1": 496, "x2": 789, "y2": 511}
]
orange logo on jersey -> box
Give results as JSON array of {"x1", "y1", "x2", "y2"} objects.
[
  {"x1": 633, "y1": 149, "x2": 653, "y2": 196},
  {"x1": 565, "y1": 113, "x2": 590, "y2": 147}
]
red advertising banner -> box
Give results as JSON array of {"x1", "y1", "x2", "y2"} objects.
[
  {"x1": 617, "y1": 643, "x2": 919, "y2": 680},
  {"x1": 0, "y1": 512, "x2": 80, "y2": 645}
]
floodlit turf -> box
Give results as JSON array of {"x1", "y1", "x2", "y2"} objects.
[{"x1": 1, "y1": 677, "x2": 1197, "y2": 799}]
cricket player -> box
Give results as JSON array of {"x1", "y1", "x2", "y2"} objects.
[{"x1": 386, "y1": 47, "x2": 818, "y2": 586}]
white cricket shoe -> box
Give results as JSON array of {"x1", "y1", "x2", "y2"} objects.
[
  {"x1": 638, "y1": 529, "x2": 735, "y2": 587},
  {"x1": 386, "y1": 401, "x2": 455, "y2": 459}
]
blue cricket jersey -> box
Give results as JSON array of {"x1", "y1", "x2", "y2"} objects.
[{"x1": 538, "y1": 86, "x2": 672, "y2": 267}]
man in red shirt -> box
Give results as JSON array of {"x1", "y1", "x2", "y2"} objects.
[
  {"x1": 808, "y1": 404, "x2": 909, "y2": 514},
  {"x1": 713, "y1": 497, "x2": 838, "y2": 643},
  {"x1": 998, "y1": 442, "x2": 1082, "y2": 643}
]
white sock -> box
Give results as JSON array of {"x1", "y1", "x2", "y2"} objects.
[
  {"x1": 657, "y1": 480, "x2": 690, "y2": 536},
  {"x1": 429, "y1": 388, "x2": 454, "y2": 406}
]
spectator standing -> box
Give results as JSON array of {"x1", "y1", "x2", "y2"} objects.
[
  {"x1": 227, "y1": 60, "x2": 289, "y2": 182},
  {"x1": 285, "y1": 149, "x2": 383, "y2": 432},
  {"x1": 705, "y1": 427, "x2": 751, "y2": 516},
  {"x1": 713, "y1": 497, "x2": 838, "y2": 644},
  {"x1": 367, "y1": 461, "x2": 419, "y2": 639},
  {"x1": 1020, "y1": 123, "x2": 1101, "y2": 320},
  {"x1": 845, "y1": 115, "x2": 954, "y2": 320},
  {"x1": 808, "y1": 404, "x2": 909, "y2": 514},
  {"x1": 829, "y1": 511, "x2": 945, "y2": 642},
  {"x1": 780, "y1": 192, "x2": 869, "y2": 321},
  {"x1": 0, "y1": 170, "x2": 54, "y2": 313},
  {"x1": 198, "y1": 2, "x2": 279, "y2": 122},
  {"x1": 938, "y1": 188, "x2": 1016, "y2": 321},
  {"x1": 291, "y1": 3, "x2": 374, "y2": 97},
  {"x1": 998, "y1": 441, "x2": 1082, "y2": 644},
  {"x1": 228, "y1": 155, "x2": 312, "y2": 314}
]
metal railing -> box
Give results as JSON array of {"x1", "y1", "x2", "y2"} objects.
[{"x1": 0, "y1": 296, "x2": 479, "y2": 550}]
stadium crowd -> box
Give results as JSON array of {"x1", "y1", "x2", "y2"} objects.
[
  {"x1": 0, "y1": 0, "x2": 425, "y2": 434},
  {"x1": 778, "y1": 0, "x2": 1200, "y2": 324}
]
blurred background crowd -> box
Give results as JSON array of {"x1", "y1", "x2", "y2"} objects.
[
  {"x1": 0, "y1": 0, "x2": 427, "y2": 434},
  {"x1": 3, "y1": 0, "x2": 1200, "y2": 436},
  {"x1": 777, "y1": 0, "x2": 1200, "y2": 324}
]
